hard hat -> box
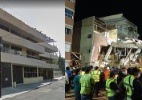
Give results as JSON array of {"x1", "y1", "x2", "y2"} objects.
[{"x1": 107, "y1": 67, "x2": 110, "y2": 70}]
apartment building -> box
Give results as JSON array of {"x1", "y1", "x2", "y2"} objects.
[
  {"x1": 72, "y1": 16, "x2": 117, "y2": 66},
  {"x1": 0, "y1": 8, "x2": 59, "y2": 88},
  {"x1": 72, "y1": 14, "x2": 139, "y2": 67},
  {"x1": 65, "y1": 0, "x2": 76, "y2": 68},
  {"x1": 100, "y1": 13, "x2": 139, "y2": 40}
]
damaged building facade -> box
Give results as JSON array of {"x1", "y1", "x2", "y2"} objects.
[{"x1": 72, "y1": 13, "x2": 140, "y2": 68}]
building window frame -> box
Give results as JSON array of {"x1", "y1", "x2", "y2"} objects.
[
  {"x1": 24, "y1": 67, "x2": 37, "y2": 78},
  {"x1": 87, "y1": 34, "x2": 92, "y2": 38},
  {"x1": 65, "y1": 27, "x2": 72, "y2": 35},
  {"x1": 65, "y1": 42, "x2": 71, "y2": 52},
  {"x1": 65, "y1": 8, "x2": 74, "y2": 19},
  {"x1": 69, "y1": 0, "x2": 74, "y2": 3}
]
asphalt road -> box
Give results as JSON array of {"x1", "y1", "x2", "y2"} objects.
[{"x1": 4, "y1": 79, "x2": 65, "y2": 100}]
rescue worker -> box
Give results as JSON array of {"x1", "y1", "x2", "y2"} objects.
[
  {"x1": 132, "y1": 68, "x2": 142, "y2": 100},
  {"x1": 73, "y1": 68, "x2": 82, "y2": 100},
  {"x1": 81, "y1": 67, "x2": 85, "y2": 76},
  {"x1": 66, "y1": 66, "x2": 72, "y2": 92},
  {"x1": 80, "y1": 66, "x2": 94, "y2": 100},
  {"x1": 118, "y1": 68, "x2": 132, "y2": 100},
  {"x1": 104, "y1": 67, "x2": 110, "y2": 90},
  {"x1": 123, "y1": 67, "x2": 142, "y2": 100},
  {"x1": 113, "y1": 70, "x2": 119, "y2": 85},
  {"x1": 106, "y1": 71, "x2": 119, "y2": 100},
  {"x1": 117, "y1": 67, "x2": 128, "y2": 85},
  {"x1": 92, "y1": 66, "x2": 101, "y2": 97},
  {"x1": 65, "y1": 71, "x2": 69, "y2": 97}
]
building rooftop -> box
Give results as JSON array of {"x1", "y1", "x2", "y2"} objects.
[
  {"x1": 0, "y1": 8, "x2": 55, "y2": 43},
  {"x1": 99, "y1": 13, "x2": 137, "y2": 29}
]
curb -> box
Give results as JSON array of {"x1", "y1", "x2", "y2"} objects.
[{"x1": 2, "y1": 76, "x2": 63, "y2": 100}]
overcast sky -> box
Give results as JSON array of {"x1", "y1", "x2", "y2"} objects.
[{"x1": 0, "y1": 0, "x2": 65, "y2": 58}]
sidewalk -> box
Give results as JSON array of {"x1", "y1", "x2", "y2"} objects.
[{"x1": 1, "y1": 76, "x2": 64, "y2": 100}]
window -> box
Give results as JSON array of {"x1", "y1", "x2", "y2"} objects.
[
  {"x1": 11, "y1": 30, "x2": 21, "y2": 37},
  {"x1": 11, "y1": 46, "x2": 22, "y2": 51},
  {"x1": 65, "y1": 43, "x2": 71, "y2": 52},
  {"x1": 65, "y1": 27, "x2": 72, "y2": 35},
  {"x1": 88, "y1": 49, "x2": 91, "y2": 53},
  {"x1": 87, "y1": 34, "x2": 92, "y2": 38},
  {"x1": 0, "y1": 24, "x2": 9, "y2": 32},
  {"x1": 105, "y1": 32, "x2": 109, "y2": 38},
  {"x1": 24, "y1": 67, "x2": 37, "y2": 78},
  {"x1": 38, "y1": 68, "x2": 43, "y2": 76},
  {"x1": 65, "y1": 8, "x2": 73, "y2": 19},
  {"x1": 27, "y1": 50, "x2": 39, "y2": 59}
]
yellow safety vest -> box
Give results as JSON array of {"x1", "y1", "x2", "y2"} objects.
[
  {"x1": 92, "y1": 70, "x2": 100, "y2": 82},
  {"x1": 123, "y1": 75, "x2": 134, "y2": 98},
  {"x1": 114, "y1": 75, "x2": 118, "y2": 85},
  {"x1": 80, "y1": 74, "x2": 93, "y2": 94},
  {"x1": 106, "y1": 78, "x2": 115, "y2": 97}
]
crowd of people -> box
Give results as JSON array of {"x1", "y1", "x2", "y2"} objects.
[{"x1": 65, "y1": 65, "x2": 142, "y2": 100}]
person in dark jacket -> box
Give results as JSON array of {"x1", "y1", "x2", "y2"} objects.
[
  {"x1": 117, "y1": 67, "x2": 131, "y2": 85},
  {"x1": 118, "y1": 67, "x2": 133, "y2": 100},
  {"x1": 106, "y1": 71, "x2": 119, "y2": 100},
  {"x1": 73, "y1": 68, "x2": 82, "y2": 100},
  {"x1": 131, "y1": 68, "x2": 142, "y2": 100},
  {"x1": 66, "y1": 66, "x2": 72, "y2": 92}
]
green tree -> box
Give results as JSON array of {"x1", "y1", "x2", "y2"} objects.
[
  {"x1": 52, "y1": 59, "x2": 58, "y2": 64},
  {"x1": 58, "y1": 51, "x2": 65, "y2": 75}
]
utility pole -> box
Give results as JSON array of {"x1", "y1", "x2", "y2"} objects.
[{"x1": 0, "y1": 36, "x2": 2, "y2": 98}]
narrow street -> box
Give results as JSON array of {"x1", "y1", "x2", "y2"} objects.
[{"x1": 4, "y1": 79, "x2": 65, "y2": 100}]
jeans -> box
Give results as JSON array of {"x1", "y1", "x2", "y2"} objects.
[
  {"x1": 108, "y1": 96, "x2": 116, "y2": 100},
  {"x1": 81, "y1": 94, "x2": 92, "y2": 100},
  {"x1": 74, "y1": 91, "x2": 81, "y2": 100}
]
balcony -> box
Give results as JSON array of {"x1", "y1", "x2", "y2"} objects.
[
  {"x1": 1, "y1": 47, "x2": 59, "y2": 68},
  {"x1": 0, "y1": 29, "x2": 45, "y2": 53},
  {"x1": 37, "y1": 42, "x2": 58, "y2": 53},
  {"x1": 39, "y1": 52, "x2": 58, "y2": 60}
]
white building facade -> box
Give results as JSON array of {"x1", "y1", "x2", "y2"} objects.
[{"x1": 0, "y1": 8, "x2": 59, "y2": 88}]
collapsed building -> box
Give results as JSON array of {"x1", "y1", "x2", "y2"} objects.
[{"x1": 72, "y1": 13, "x2": 141, "y2": 68}]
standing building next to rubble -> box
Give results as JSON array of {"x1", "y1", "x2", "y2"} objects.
[
  {"x1": 65, "y1": 0, "x2": 76, "y2": 68},
  {"x1": 72, "y1": 14, "x2": 140, "y2": 68}
]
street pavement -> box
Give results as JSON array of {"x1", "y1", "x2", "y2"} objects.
[
  {"x1": 3, "y1": 78, "x2": 65, "y2": 100},
  {"x1": 65, "y1": 89, "x2": 108, "y2": 100}
]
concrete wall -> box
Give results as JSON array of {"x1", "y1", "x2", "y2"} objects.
[
  {"x1": 80, "y1": 17, "x2": 94, "y2": 65},
  {"x1": 0, "y1": 29, "x2": 45, "y2": 53},
  {"x1": 22, "y1": 48, "x2": 27, "y2": 57},
  {"x1": 24, "y1": 77, "x2": 43, "y2": 84},
  {"x1": 72, "y1": 21, "x2": 82, "y2": 53},
  {"x1": 53, "y1": 70, "x2": 62, "y2": 76},
  {"x1": 38, "y1": 42, "x2": 58, "y2": 52},
  {"x1": 39, "y1": 53, "x2": 58, "y2": 60},
  {"x1": 1, "y1": 52, "x2": 59, "y2": 69}
]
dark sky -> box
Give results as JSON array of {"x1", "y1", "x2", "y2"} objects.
[{"x1": 74, "y1": 0, "x2": 142, "y2": 39}]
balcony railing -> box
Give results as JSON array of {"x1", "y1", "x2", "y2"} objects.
[
  {"x1": 1, "y1": 47, "x2": 58, "y2": 64},
  {"x1": 1, "y1": 47, "x2": 22, "y2": 56},
  {"x1": 27, "y1": 54, "x2": 40, "y2": 60},
  {"x1": 1, "y1": 47, "x2": 40, "y2": 60}
]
